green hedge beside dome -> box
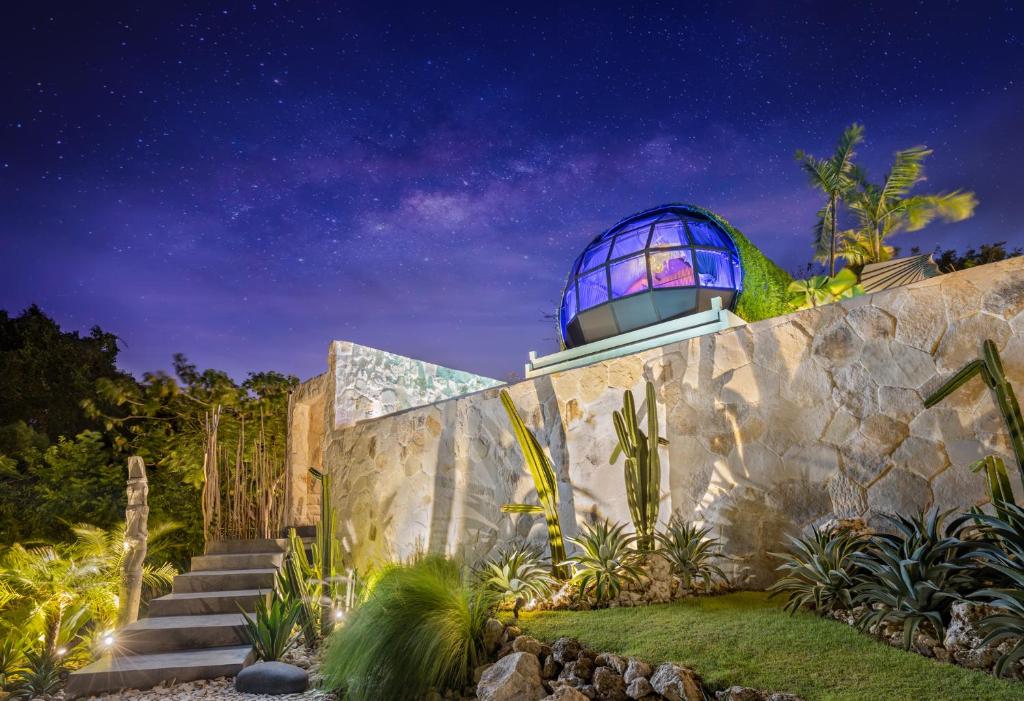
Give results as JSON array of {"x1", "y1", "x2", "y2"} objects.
[{"x1": 684, "y1": 204, "x2": 793, "y2": 322}]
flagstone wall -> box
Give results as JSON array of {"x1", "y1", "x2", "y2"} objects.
[{"x1": 316, "y1": 258, "x2": 1024, "y2": 587}]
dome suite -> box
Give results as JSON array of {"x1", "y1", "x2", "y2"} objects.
[{"x1": 559, "y1": 204, "x2": 745, "y2": 348}]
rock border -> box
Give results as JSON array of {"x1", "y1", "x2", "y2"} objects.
[{"x1": 474, "y1": 621, "x2": 803, "y2": 701}]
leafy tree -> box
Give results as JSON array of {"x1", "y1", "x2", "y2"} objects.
[
  {"x1": 933, "y1": 241, "x2": 1022, "y2": 272},
  {"x1": 0, "y1": 306, "x2": 125, "y2": 442},
  {"x1": 796, "y1": 123, "x2": 864, "y2": 276},
  {"x1": 842, "y1": 146, "x2": 977, "y2": 265}
]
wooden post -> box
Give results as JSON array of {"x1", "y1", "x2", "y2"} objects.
[{"x1": 120, "y1": 455, "x2": 149, "y2": 626}]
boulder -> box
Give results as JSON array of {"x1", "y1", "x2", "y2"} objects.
[
  {"x1": 561, "y1": 657, "x2": 595, "y2": 684},
  {"x1": 592, "y1": 666, "x2": 627, "y2": 701},
  {"x1": 625, "y1": 676, "x2": 654, "y2": 699},
  {"x1": 944, "y1": 601, "x2": 1002, "y2": 670},
  {"x1": 595, "y1": 653, "x2": 627, "y2": 675},
  {"x1": 552, "y1": 637, "x2": 583, "y2": 664},
  {"x1": 514, "y1": 635, "x2": 545, "y2": 656},
  {"x1": 543, "y1": 686, "x2": 592, "y2": 701},
  {"x1": 234, "y1": 661, "x2": 308, "y2": 695},
  {"x1": 477, "y1": 652, "x2": 547, "y2": 701},
  {"x1": 650, "y1": 662, "x2": 704, "y2": 701},
  {"x1": 542, "y1": 655, "x2": 561, "y2": 679},
  {"x1": 623, "y1": 658, "x2": 652, "y2": 684}
]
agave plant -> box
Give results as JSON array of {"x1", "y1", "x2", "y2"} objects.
[
  {"x1": 477, "y1": 544, "x2": 557, "y2": 620},
  {"x1": 966, "y1": 500, "x2": 1024, "y2": 676},
  {"x1": 5, "y1": 648, "x2": 63, "y2": 700},
  {"x1": 768, "y1": 525, "x2": 866, "y2": 615},
  {"x1": 561, "y1": 520, "x2": 643, "y2": 606},
  {"x1": 322, "y1": 555, "x2": 497, "y2": 701},
  {"x1": 241, "y1": 593, "x2": 301, "y2": 661},
  {"x1": 852, "y1": 509, "x2": 977, "y2": 649},
  {"x1": 655, "y1": 517, "x2": 727, "y2": 592}
]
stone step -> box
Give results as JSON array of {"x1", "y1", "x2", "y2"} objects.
[
  {"x1": 116, "y1": 613, "x2": 250, "y2": 655},
  {"x1": 65, "y1": 645, "x2": 253, "y2": 698},
  {"x1": 172, "y1": 568, "x2": 278, "y2": 594},
  {"x1": 205, "y1": 538, "x2": 289, "y2": 555},
  {"x1": 148, "y1": 589, "x2": 271, "y2": 617},
  {"x1": 190, "y1": 551, "x2": 284, "y2": 572}
]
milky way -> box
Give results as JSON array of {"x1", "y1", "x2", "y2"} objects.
[{"x1": 2, "y1": 2, "x2": 1022, "y2": 381}]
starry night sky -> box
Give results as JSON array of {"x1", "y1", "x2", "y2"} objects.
[{"x1": 2, "y1": 2, "x2": 1022, "y2": 382}]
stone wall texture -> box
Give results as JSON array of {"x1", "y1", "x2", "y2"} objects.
[
  {"x1": 317, "y1": 258, "x2": 1024, "y2": 587},
  {"x1": 285, "y1": 341, "x2": 501, "y2": 526}
]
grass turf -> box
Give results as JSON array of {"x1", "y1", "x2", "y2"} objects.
[{"x1": 518, "y1": 591, "x2": 1021, "y2": 701}]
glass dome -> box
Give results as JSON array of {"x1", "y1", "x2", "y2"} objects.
[{"x1": 559, "y1": 204, "x2": 744, "y2": 348}]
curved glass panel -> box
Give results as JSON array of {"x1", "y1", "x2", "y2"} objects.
[
  {"x1": 578, "y1": 268, "x2": 609, "y2": 310},
  {"x1": 650, "y1": 250, "x2": 695, "y2": 288},
  {"x1": 581, "y1": 240, "x2": 611, "y2": 272},
  {"x1": 649, "y1": 219, "x2": 686, "y2": 248},
  {"x1": 612, "y1": 226, "x2": 650, "y2": 259},
  {"x1": 687, "y1": 220, "x2": 728, "y2": 247},
  {"x1": 560, "y1": 285, "x2": 577, "y2": 333},
  {"x1": 610, "y1": 254, "x2": 648, "y2": 296},
  {"x1": 695, "y1": 249, "x2": 733, "y2": 287}
]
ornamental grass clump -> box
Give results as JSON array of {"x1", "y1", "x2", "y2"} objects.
[
  {"x1": 322, "y1": 555, "x2": 496, "y2": 701},
  {"x1": 561, "y1": 519, "x2": 642, "y2": 606},
  {"x1": 852, "y1": 509, "x2": 979, "y2": 649},
  {"x1": 768, "y1": 524, "x2": 867, "y2": 615},
  {"x1": 477, "y1": 544, "x2": 556, "y2": 620},
  {"x1": 655, "y1": 516, "x2": 728, "y2": 592}
]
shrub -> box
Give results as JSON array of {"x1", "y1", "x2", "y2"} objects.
[
  {"x1": 242, "y1": 593, "x2": 300, "y2": 661},
  {"x1": 477, "y1": 544, "x2": 556, "y2": 619},
  {"x1": 562, "y1": 519, "x2": 642, "y2": 606},
  {"x1": 852, "y1": 509, "x2": 978, "y2": 649},
  {"x1": 322, "y1": 555, "x2": 496, "y2": 701},
  {"x1": 656, "y1": 516, "x2": 728, "y2": 592}
]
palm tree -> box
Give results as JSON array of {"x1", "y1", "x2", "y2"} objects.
[
  {"x1": 0, "y1": 521, "x2": 179, "y2": 656},
  {"x1": 796, "y1": 123, "x2": 865, "y2": 276},
  {"x1": 0, "y1": 544, "x2": 100, "y2": 655},
  {"x1": 70, "y1": 522, "x2": 179, "y2": 627},
  {"x1": 843, "y1": 146, "x2": 977, "y2": 265}
]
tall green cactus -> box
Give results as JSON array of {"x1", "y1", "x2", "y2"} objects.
[
  {"x1": 924, "y1": 339, "x2": 1024, "y2": 495},
  {"x1": 499, "y1": 390, "x2": 568, "y2": 578},
  {"x1": 610, "y1": 381, "x2": 669, "y2": 552}
]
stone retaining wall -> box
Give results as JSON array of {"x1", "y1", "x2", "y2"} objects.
[{"x1": 321, "y1": 258, "x2": 1024, "y2": 587}]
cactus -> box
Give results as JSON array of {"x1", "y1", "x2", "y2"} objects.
[
  {"x1": 499, "y1": 390, "x2": 568, "y2": 578},
  {"x1": 924, "y1": 339, "x2": 1024, "y2": 493},
  {"x1": 971, "y1": 455, "x2": 1016, "y2": 520},
  {"x1": 610, "y1": 381, "x2": 669, "y2": 552}
]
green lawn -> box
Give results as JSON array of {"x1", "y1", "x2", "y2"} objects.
[{"x1": 518, "y1": 592, "x2": 1021, "y2": 701}]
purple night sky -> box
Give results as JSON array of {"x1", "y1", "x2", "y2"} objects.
[{"x1": 2, "y1": 2, "x2": 1022, "y2": 382}]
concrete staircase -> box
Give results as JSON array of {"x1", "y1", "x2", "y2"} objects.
[{"x1": 65, "y1": 539, "x2": 288, "y2": 698}]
